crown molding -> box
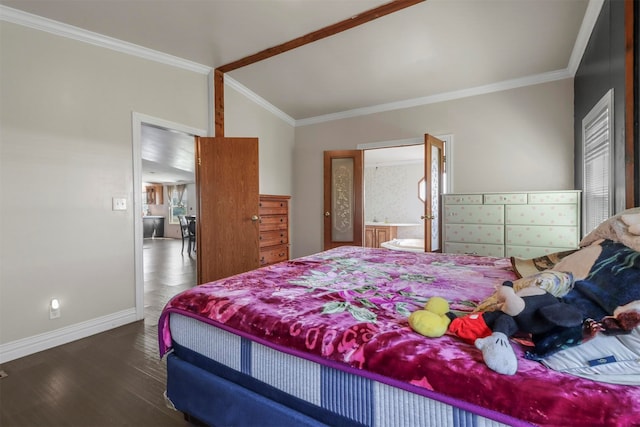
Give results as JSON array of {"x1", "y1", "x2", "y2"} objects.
[
  {"x1": 567, "y1": 0, "x2": 605, "y2": 75},
  {"x1": 296, "y1": 68, "x2": 573, "y2": 127},
  {"x1": 224, "y1": 75, "x2": 296, "y2": 126},
  {"x1": 2, "y1": 0, "x2": 600, "y2": 128},
  {"x1": 0, "y1": 5, "x2": 211, "y2": 74}
]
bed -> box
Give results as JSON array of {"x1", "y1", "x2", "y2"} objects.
[{"x1": 158, "y1": 209, "x2": 640, "y2": 427}]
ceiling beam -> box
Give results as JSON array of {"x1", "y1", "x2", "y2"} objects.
[
  {"x1": 217, "y1": 0, "x2": 426, "y2": 74},
  {"x1": 214, "y1": 0, "x2": 426, "y2": 136}
]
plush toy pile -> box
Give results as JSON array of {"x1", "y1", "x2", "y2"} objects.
[{"x1": 410, "y1": 208, "x2": 640, "y2": 376}]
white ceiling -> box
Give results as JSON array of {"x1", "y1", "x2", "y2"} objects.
[{"x1": 1, "y1": 0, "x2": 596, "y2": 182}]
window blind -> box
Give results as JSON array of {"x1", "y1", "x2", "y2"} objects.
[{"x1": 582, "y1": 89, "x2": 613, "y2": 235}]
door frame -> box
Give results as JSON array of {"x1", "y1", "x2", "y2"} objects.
[
  {"x1": 131, "y1": 112, "x2": 206, "y2": 320},
  {"x1": 357, "y1": 135, "x2": 454, "y2": 246},
  {"x1": 357, "y1": 135, "x2": 454, "y2": 192}
]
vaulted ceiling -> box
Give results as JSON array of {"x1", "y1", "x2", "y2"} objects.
[
  {"x1": 1, "y1": 0, "x2": 596, "y2": 182},
  {"x1": 2, "y1": 0, "x2": 593, "y2": 122}
]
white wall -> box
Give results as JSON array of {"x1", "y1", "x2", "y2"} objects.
[
  {"x1": 0, "y1": 20, "x2": 294, "y2": 361},
  {"x1": 225, "y1": 86, "x2": 295, "y2": 197},
  {"x1": 292, "y1": 79, "x2": 575, "y2": 258},
  {"x1": 0, "y1": 21, "x2": 209, "y2": 352}
]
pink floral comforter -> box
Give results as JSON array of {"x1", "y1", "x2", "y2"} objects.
[{"x1": 159, "y1": 246, "x2": 640, "y2": 427}]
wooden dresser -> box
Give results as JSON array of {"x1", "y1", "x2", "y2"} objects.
[
  {"x1": 443, "y1": 191, "x2": 581, "y2": 258},
  {"x1": 258, "y1": 194, "x2": 290, "y2": 266}
]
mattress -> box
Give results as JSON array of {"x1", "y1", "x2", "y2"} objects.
[
  {"x1": 168, "y1": 313, "x2": 512, "y2": 427},
  {"x1": 159, "y1": 246, "x2": 640, "y2": 426}
]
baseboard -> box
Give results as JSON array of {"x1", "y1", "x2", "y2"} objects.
[{"x1": 0, "y1": 308, "x2": 137, "y2": 364}]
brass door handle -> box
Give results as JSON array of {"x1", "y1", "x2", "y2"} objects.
[
  {"x1": 421, "y1": 215, "x2": 435, "y2": 220},
  {"x1": 251, "y1": 215, "x2": 259, "y2": 221},
  {"x1": 324, "y1": 212, "x2": 331, "y2": 217}
]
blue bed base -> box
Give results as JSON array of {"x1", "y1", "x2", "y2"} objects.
[{"x1": 167, "y1": 352, "x2": 356, "y2": 427}]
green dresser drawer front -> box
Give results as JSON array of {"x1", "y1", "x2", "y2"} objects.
[
  {"x1": 444, "y1": 242, "x2": 505, "y2": 257},
  {"x1": 505, "y1": 204, "x2": 578, "y2": 226},
  {"x1": 505, "y1": 225, "x2": 578, "y2": 247},
  {"x1": 527, "y1": 192, "x2": 579, "y2": 204},
  {"x1": 506, "y1": 245, "x2": 578, "y2": 259},
  {"x1": 445, "y1": 224, "x2": 504, "y2": 244},
  {"x1": 443, "y1": 194, "x2": 483, "y2": 205},
  {"x1": 484, "y1": 193, "x2": 527, "y2": 204},
  {"x1": 444, "y1": 205, "x2": 504, "y2": 224}
]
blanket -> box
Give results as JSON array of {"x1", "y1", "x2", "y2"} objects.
[
  {"x1": 562, "y1": 240, "x2": 640, "y2": 320},
  {"x1": 158, "y1": 247, "x2": 640, "y2": 427}
]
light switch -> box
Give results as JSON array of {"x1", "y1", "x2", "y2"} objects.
[{"x1": 112, "y1": 197, "x2": 127, "y2": 211}]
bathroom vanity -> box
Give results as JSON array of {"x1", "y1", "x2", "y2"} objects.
[{"x1": 364, "y1": 222, "x2": 420, "y2": 248}]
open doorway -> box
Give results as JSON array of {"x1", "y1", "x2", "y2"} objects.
[
  {"x1": 132, "y1": 113, "x2": 206, "y2": 321},
  {"x1": 364, "y1": 144, "x2": 425, "y2": 247},
  {"x1": 360, "y1": 135, "x2": 453, "y2": 252}
]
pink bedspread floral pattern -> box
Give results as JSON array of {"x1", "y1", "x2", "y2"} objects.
[{"x1": 159, "y1": 246, "x2": 640, "y2": 427}]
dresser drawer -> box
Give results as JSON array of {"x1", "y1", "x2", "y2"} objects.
[
  {"x1": 259, "y1": 199, "x2": 288, "y2": 215},
  {"x1": 259, "y1": 230, "x2": 288, "y2": 248},
  {"x1": 443, "y1": 194, "x2": 483, "y2": 205},
  {"x1": 444, "y1": 204, "x2": 504, "y2": 224},
  {"x1": 505, "y1": 225, "x2": 579, "y2": 248},
  {"x1": 484, "y1": 193, "x2": 527, "y2": 204},
  {"x1": 259, "y1": 215, "x2": 288, "y2": 231},
  {"x1": 259, "y1": 245, "x2": 289, "y2": 266},
  {"x1": 528, "y1": 192, "x2": 579, "y2": 204},
  {"x1": 444, "y1": 242, "x2": 504, "y2": 257},
  {"x1": 505, "y1": 204, "x2": 578, "y2": 226},
  {"x1": 445, "y1": 224, "x2": 504, "y2": 245}
]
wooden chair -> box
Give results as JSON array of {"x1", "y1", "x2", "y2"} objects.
[{"x1": 179, "y1": 215, "x2": 196, "y2": 255}]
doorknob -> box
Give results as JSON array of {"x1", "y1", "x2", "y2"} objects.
[
  {"x1": 251, "y1": 215, "x2": 259, "y2": 221},
  {"x1": 324, "y1": 212, "x2": 331, "y2": 217},
  {"x1": 421, "y1": 215, "x2": 434, "y2": 220}
]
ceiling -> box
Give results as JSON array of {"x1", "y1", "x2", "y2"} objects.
[{"x1": 1, "y1": 0, "x2": 595, "y2": 182}]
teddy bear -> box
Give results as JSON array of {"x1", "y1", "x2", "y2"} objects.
[{"x1": 410, "y1": 281, "x2": 584, "y2": 375}]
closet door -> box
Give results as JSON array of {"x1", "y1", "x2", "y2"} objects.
[
  {"x1": 196, "y1": 137, "x2": 259, "y2": 284},
  {"x1": 323, "y1": 150, "x2": 364, "y2": 250}
]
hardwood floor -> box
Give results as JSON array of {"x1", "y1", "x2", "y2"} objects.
[{"x1": 0, "y1": 238, "x2": 197, "y2": 427}]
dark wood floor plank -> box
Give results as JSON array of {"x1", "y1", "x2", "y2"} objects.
[{"x1": 0, "y1": 238, "x2": 196, "y2": 427}]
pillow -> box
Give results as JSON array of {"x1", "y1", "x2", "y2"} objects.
[{"x1": 580, "y1": 207, "x2": 640, "y2": 252}]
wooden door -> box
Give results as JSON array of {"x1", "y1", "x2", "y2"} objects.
[
  {"x1": 196, "y1": 137, "x2": 260, "y2": 284},
  {"x1": 323, "y1": 150, "x2": 364, "y2": 250},
  {"x1": 423, "y1": 134, "x2": 445, "y2": 252}
]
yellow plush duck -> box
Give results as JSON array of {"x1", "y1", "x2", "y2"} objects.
[{"x1": 408, "y1": 296, "x2": 452, "y2": 337}]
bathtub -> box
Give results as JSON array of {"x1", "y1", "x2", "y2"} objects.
[{"x1": 380, "y1": 238, "x2": 425, "y2": 253}]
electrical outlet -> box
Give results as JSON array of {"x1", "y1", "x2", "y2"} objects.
[{"x1": 112, "y1": 197, "x2": 127, "y2": 211}]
